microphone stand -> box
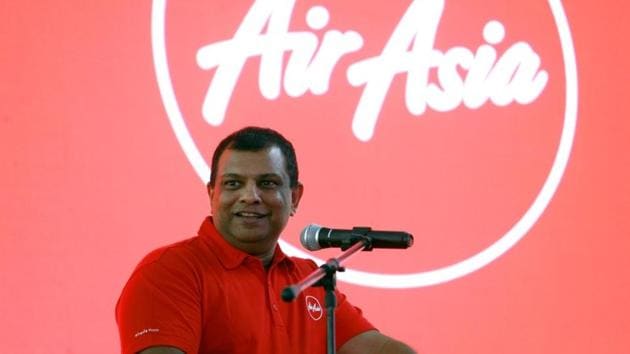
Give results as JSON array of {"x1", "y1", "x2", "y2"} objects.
[{"x1": 281, "y1": 228, "x2": 374, "y2": 354}]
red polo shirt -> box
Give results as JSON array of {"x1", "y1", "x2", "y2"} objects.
[{"x1": 116, "y1": 217, "x2": 375, "y2": 354}]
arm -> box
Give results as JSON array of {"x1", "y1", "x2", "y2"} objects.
[
  {"x1": 138, "y1": 346, "x2": 185, "y2": 354},
  {"x1": 338, "y1": 330, "x2": 417, "y2": 354},
  {"x1": 116, "y1": 251, "x2": 202, "y2": 354}
]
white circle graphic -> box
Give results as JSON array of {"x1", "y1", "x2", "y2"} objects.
[
  {"x1": 151, "y1": 0, "x2": 578, "y2": 288},
  {"x1": 305, "y1": 295, "x2": 324, "y2": 320}
]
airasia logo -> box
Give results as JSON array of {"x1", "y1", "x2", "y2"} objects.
[
  {"x1": 152, "y1": 0, "x2": 578, "y2": 288},
  {"x1": 196, "y1": 0, "x2": 547, "y2": 142},
  {"x1": 305, "y1": 296, "x2": 323, "y2": 321}
]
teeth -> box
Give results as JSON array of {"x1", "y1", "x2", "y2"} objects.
[{"x1": 238, "y1": 212, "x2": 262, "y2": 217}]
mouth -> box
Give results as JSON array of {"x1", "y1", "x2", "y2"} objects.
[{"x1": 234, "y1": 211, "x2": 267, "y2": 219}]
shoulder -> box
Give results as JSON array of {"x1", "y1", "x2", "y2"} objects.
[
  {"x1": 135, "y1": 236, "x2": 211, "y2": 274},
  {"x1": 122, "y1": 236, "x2": 218, "y2": 295},
  {"x1": 288, "y1": 256, "x2": 318, "y2": 270},
  {"x1": 288, "y1": 256, "x2": 316, "y2": 266}
]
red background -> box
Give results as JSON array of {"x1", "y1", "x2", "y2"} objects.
[{"x1": 1, "y1": 1, "x2": 629, "y2": 353}]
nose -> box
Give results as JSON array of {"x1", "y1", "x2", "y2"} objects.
[{"x1": 239, "y1": 181, "x2": 262, "y2": 203}]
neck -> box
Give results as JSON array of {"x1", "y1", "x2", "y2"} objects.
[{"x1": 258, "y1": 248, "x2": 275, "y2": 269}]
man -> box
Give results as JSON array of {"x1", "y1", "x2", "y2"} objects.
[{"x1": 116, "y1": 127, "x2": 417, "y2": 354}]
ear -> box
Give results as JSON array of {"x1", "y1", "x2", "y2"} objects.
[
  {"x1": 291, "y1": 182, "x2": 304, "y2": 215},
  {"x1": 207, "y1": 182, "x2": 214, "y2": 203}
]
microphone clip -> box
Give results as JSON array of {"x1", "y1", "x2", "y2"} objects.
[{"x1": 348, "y1": 226, "x2": 374, "y2": 251}]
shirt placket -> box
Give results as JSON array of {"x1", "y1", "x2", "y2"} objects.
[{"x1": 266, "y1": 264, "x2": 286, "y2": 328}]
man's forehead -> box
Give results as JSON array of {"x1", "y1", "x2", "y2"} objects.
[{"x1": 217, "y1": 147, "x2": 288, "y2": 176}]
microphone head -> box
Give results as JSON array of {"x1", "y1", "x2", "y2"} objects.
[{"x1": 300, "y1": 224, "x2": 323, "y2": 251}]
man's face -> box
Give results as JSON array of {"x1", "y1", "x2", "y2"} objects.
[{"x1": 209, "y1": 146, "x2": 303, "y2": 257}]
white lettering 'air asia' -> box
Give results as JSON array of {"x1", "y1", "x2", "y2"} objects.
[
  {"x1": 305, "y1": 295, "x2": 323, "y2": 320},
  {"x1": 196, "y1": 0, "x2": 548, "y2": 141}
]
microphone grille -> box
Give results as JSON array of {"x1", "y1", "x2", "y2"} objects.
[{"x1": 300, "y1": 224, "x2": 322, "y2": 251}]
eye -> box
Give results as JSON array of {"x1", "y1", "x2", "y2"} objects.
[
  {"x1": 259, "y1": 180, "x2": 279, "y2": 189},
  {"x1": 222, "y1": 180, "x2": 241, "y2": 189}
]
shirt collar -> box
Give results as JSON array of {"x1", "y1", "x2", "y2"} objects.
[{"x1": 198, "y1": 216, "x2": 294, "y2": 270}]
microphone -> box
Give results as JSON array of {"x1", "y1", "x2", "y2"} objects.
[{"x1": 300, "y1": 224, "x2": 414, "y2": 251}]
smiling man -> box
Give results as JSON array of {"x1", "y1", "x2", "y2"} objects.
[{"x1": 116, "y1": 127, "x2": 417, "y2": 354}]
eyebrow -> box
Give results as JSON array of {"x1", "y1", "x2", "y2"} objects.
[{"x1": 220, "y1": 173, "x2": 283, "y2": 179}]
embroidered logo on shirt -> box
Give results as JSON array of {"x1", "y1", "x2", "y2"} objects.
[
  {"x1": 134, "y1": 328, "x2": 160, "y2": 338},
  {"x1": 305, "y1": 296, "x2": 323, "y2": 320}
]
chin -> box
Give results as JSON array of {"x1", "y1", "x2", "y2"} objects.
[
  {"x1": 236, "y1": 234, "x2": 268, "y2": 243},
  {"x1": 232, "y1": 227, "x2": 270, "y2": 242}
]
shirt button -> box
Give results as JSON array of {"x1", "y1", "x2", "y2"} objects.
[{"x1": 272, "y1": 304, "x2": 278, "y2": 311}]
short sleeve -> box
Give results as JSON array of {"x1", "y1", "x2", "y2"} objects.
[
  {"x1": 116, "y1": 250, "x2": 202, "y2": 354},
  {"x1": 334, "y1": 290, "x2": 377, "y2": 350}
]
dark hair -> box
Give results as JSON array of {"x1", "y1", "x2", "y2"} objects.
[{"x1": 209, "y1": 126, "x2": 299, "y2": 188}]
